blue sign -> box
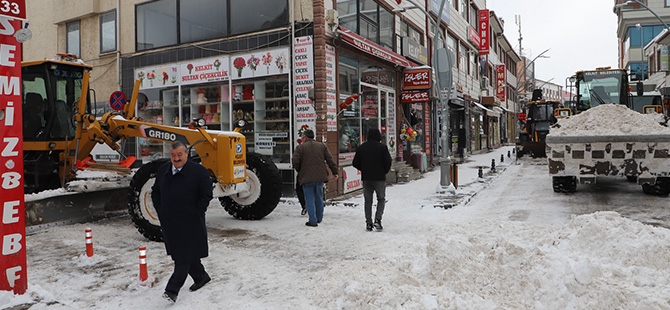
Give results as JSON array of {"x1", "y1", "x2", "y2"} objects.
[{"x1": 236, "y1": 144, "x2": 243, "y2": 154}]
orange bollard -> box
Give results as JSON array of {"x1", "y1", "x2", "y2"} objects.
[
  {"x1": 85, "y1": 228, "x2": 94, "y2": 257},
  {"x1": 139, "y1": 246, "x2": 148, "y2": 282}
]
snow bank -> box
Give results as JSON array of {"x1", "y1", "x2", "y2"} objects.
[{"x1": 549, "y1": 104, "x2": 670, "y2": 136}]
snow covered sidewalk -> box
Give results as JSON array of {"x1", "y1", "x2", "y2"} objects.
[{"x1": 4, "y1": 145, "x2": 670, "y2": 309}]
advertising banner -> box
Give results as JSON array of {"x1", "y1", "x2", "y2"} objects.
[
  {"x1": 342, "y1": 165, "x2": 362, "y2": 193},
  {"x1": 496, "y1": 64, "x2": 506, "y2": 101},
  {"x1": 136, "y1": 64, "x2": 180, "y2": 90},
  {"x1": 479, "y1": 10, "x2": 490, "y2": 55},
  {"x1": 403, "y1": 68, "x2": 431, "y2": 90},
  {"x1": 325, "y1": 44, "x2": 337, "y2": 131},
  {"x1": 294, "y1": 36, "x2": 315, "y2": 144},
  {"x1": 231, "y1": 48, "x2": 288, "y2": 80},
  {"x1": 387, "y1": 94, "x2": 397, "y2": 156},
  {"x1": 0, "y1": 16, "x2": 26, "y2": 295},
  {"x1": 401, "y1": 91, "x2": 430, "y2": 103},
  {"x1": 180, "y1": 56, "x2": 228, "y2": 86}
]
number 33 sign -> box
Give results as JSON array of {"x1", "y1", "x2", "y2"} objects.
[{"x1": 0, "y1": 0, "x2": 25, "y2": 20}]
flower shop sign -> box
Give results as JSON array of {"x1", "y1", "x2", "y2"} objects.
[
  {"x1": 230, "y1": 48, "x2": 288, "y2": 80},
  {"x1": 180, "y1": 56, "x2": 229, "y2": 86},
  {"x1": 135, "y1": 64, "x2": 180, "y2": 90},
  {"x1": 293, "y1": 36, "x2": 315, "y2": 145},
  {"x1": 325, "y1": 44, "x2": 337, "y2": 131}
]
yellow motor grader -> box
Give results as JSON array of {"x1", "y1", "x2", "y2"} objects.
[{"x1": 22, "y1": 56, "x2": 282, "y2": 240}]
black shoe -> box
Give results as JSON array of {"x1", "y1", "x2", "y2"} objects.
[
  {"x1": 374, "y1": 220, "x2": 383, "y2": 231},
  {"x1": 163, "y1": 290, "x2": 178, "y2": 302},
  {"x1": 189, "y1": 274, "x2": 211, "y2": 292},
  {"x1": 301, "y1": 207, "x2": 307, "y2": 215},
  {"x1": 317, "y1": 219, "x2": 322, "y2": 223},
  {"x1": 305, "y1": 222, "x2": 318, "y2": 227},
  {"x1": 366, "y1": 223, "x2": 373, "y2": 231}
]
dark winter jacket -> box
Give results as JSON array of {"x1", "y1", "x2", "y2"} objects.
[
  {"x1": 292, "y1": 139, "x2": 338, "y2": 184},
  {"x1": 353, "y1": 129, "x2": 392, "y2": 181},
  {"x1": 151, "y1": 160, "x2": 213, "y2": 263}
]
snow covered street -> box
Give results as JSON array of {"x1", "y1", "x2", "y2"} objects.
[{"x1": 4, "y1": 146, "x2": 670, "y2": 309}]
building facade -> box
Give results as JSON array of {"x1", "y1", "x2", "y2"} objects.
[{"x1": 23, "y1": 0, "x2": 522, "y2": 198}]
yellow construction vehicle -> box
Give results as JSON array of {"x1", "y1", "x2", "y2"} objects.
[{"x1": 22, "y1": 56, "x2": 282, "y2": 240}]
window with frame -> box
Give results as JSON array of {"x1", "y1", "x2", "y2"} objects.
[
  {"x1": 460, "y1": 0, "x2": 467, "y2": 19},
  {"x1": 66, "y1": 21, "x2": 80, "y2": 57},
  {"x1": 337, "y1": 0, "x2": 395, "y2": 50},
  {"x1": 469, "y1": 4, "x2": 478, "y2": 29},
  {"x1": 100, "y1": 10, "x2": 116, "y2": 53},
  {"x1": 136, "y1": 0, "x2": 288, "y2": 51}
]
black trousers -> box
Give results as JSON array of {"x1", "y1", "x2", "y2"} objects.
[{"x1": 165, "y1": 258, "x2": 208, "y2": 293}]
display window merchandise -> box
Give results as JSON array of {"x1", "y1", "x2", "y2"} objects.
[{"x1": 134, "y1": 48, "x2": 291, "y2": 167}]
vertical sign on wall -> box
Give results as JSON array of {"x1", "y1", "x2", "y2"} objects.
[
  {"x1": 496, "y1": 64, "x2": 506, "y2": 101},
  {"x1": 387, "y1": 94, "x2": 396, "y2": 156},
  {"x1": 0, "y1": 13, "x2": 27, "y2": 295},
  {"x1": 294, "y1": 36, "x2": 316, "y2": 144},
  {"x1": 325, "y1": 44, "x2": 337, "y2": 132},
  {"x1": 479, "y1": 10, "x2": 490, "y2": 55}
]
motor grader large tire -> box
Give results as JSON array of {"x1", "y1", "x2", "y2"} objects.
[
  {"x1": 128, "y1": 159, "x2": 168, "y2": 241},
  {"x1": 642, "y1": 177, "x2": 670, "y2": 196},
  {"x1": 219, "y1": 152, "x2": 282, "y2": 220}
]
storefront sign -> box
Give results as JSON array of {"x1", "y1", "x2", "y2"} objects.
[
  {"x1": 401, "y1": 91, "x2": 430, "y2": 103},
  {"x1": 424, "y1": 103, "x2": 431, "y2": 155},
  {"x1": 387, "y1": 94, "x2": 396, "y2": 155},
  {"x1": 401, "y1": 38, "x2": 428, "y2": 65},
  {"x1": 294, "y1": 36, "x2": 316, "y2": 144},
  {"x1": 0, "y1": 16, "x2": 26, "y2": 295},
  {"x1": 181, "y1": 56, "x2": 229, "y2": 85},
  {"x1": 403, "y1": 68, "x2": 431, "y2": 90},
  {"x1": 361, "y1": 70, "x2": 392, "y2": 86},
  {"x1": 325, "y1": 44, "x2": 337, "y2": 131},
  {"x1": 231, "y1": 48, "x2": 288, "y2": 80},
  {"x1": 254, "y1": 134, "x2": 275, "y2": 156},
  {"x1": 342, "y1": 166, "x2": 363, "y2": 193},
  {"x1": 338, "y1": 26, "x2": 412, "y2": 68},
  {"x1": 362, "y1": 97, "x2": 378, "y2": 118},
  {"x1": 496, "y1": 64, "x2": 506, "y2": 101},
  {"x1": 479, "y1": 10, "x2": 489, "y2": 55},
  {"x1": 136, "y1": 64, "x2": 180, "y2": 90},
  {"x1": 468, "y1": 27, "x2": 480, "y2": 49},
  {"x1": 661, "y1": 45, "x2": 670, "y2": 71}
]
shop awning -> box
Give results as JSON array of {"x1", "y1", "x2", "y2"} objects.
[
  {"x1": 338, "y1": 26, "x2": 416, "y2": 68},
  {"x1": 473, "y1": 102, "x2": 499, "y2": 117}
]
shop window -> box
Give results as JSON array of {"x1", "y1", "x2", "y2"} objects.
[
  {"x1": 136, "y1": 0, "x2": 177, "y2": 50},
  {"x1": 66, "y1": 21, "x2": 80, "y2": 57},
  {"x1": 180, "y1": 0, "x2": 227, "y2": 43},
  {"x1": 100, "y1": 10, "x2": 116, "y2": 53}
]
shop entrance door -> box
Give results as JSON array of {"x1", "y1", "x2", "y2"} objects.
[{"x1": 360, "y1": 82, "x2": 396, "y2": 155}]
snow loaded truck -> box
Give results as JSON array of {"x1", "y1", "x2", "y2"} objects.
[
  {"x1": 547, "y1": 68, "x2": 670, "y2": 195},
  {"x1": 22, "y1": 56, "x2": 282, "y2": 240}
]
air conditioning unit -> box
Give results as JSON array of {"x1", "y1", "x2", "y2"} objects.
[{"x1": 481, "y1": 77, "x2": 490, "y2": 89}]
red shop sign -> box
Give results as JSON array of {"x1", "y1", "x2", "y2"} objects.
[
  {"x1": 496, "y1": 64, "x2": 506, "y2": 101},
  {"x1": 401, "y1": 91, "x2": 430, "y2": 103},
  {"x1": 338, "y1": 26, "x2": 413, "y2": 68},
  {"x1": 403, "y1": 68, "x2": 431, "y2": 90},
  {"x1": 0, "y1": 1, "x2": 25, "y2": 20},
  {"x1": 0, "y1": 17, "x2": 27, "y2": 295},
  {"x1": 479, "y1": 10, "x2": 489, "y2": 55}
]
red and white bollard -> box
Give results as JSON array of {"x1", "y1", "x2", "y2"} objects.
[
  {"x1": 85, "y1": 228, "x2": 94, "y2": 257},
  {"x1": 138, "y1": 246, "x2": 148, "y2": 283}
]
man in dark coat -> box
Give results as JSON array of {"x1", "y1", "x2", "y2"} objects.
[
  {"x1": 292, "y1": 129, "x2": 338, "y2": 227},
  {"x1": 151, "y1": 141, "x2": 213, "y2": 302},
  {"x1": 353, "y1": 128, "x2": 392, "y2": 231}
]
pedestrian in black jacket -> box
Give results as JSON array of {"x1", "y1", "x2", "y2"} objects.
[
  {"x1": 352, "y1": 128, "x2": 392, "y2": 231},
  {"x1": 151, "y1": 141, "x2": 213, "y2": 302}
]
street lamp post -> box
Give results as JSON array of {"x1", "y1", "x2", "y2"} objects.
[{"x1": 395, "y1": 0, "x2": 453, "y2": 192}]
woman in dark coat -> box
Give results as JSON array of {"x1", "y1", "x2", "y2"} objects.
[{"x1": 151, "y1": 141, "x2": 213, "y2": 302}]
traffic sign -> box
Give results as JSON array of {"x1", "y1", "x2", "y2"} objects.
[{"x1": 109, "y1": 91, "x2": 127, "y2": 111}]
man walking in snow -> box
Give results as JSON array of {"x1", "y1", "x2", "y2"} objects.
[
  {"x1": 353, "y1": 128, "x2": 392, "y2": 231},
  {"x1": 292, "y1": 129, "x2": 339, "y2": 227},
  {"x1": 151, "y1": 141, "x2": 213, "y2": 302}
]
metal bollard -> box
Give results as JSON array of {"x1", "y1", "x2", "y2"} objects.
[
  {"x1": 491, "y1": 159, "x2": 496, "y2": 173},
  {"x1": 501, "y1": 154, "x2": 504, "y2": 163},
  {"x1": 508, "y1": 150, "x2": 511, "y2": 158},
  {"x1": 450, "y1": 162, "x2": 458, "y2": 189},
  {"x1": 478, "y1": 166, "x2": 483, "y2": 178}
]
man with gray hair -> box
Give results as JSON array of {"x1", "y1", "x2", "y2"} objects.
[{"x1": 152, "y1": 141, "x2": 213, "y2": 302}]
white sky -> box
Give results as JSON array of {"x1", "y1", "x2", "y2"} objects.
[{"x1": 488, "y1": 0, "x2": 619, "y2": 85}]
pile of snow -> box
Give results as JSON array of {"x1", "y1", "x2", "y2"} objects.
[{"x1": 549, "y1": 104, "x2": 670, "y2": 136}]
